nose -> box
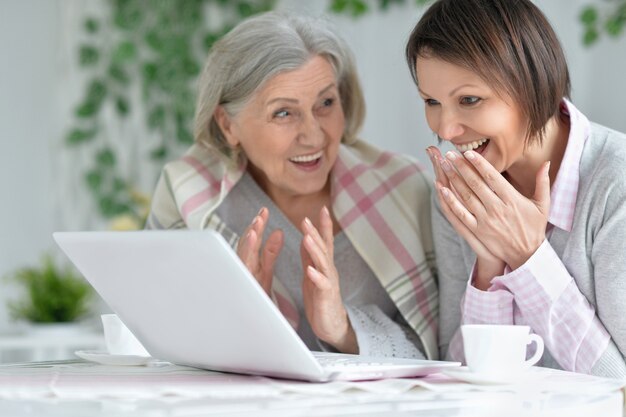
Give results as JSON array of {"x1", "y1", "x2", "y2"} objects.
[
  {"x1": 435, "y1": 107, "x2": 465, "y2": 141},
  {"x1": 298, "y1": 113, "x2": 325, "y2": 146}
]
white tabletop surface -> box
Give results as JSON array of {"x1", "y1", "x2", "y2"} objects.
[{"x1": 0, "y1": 359, "x2": 623, "y2": 417}]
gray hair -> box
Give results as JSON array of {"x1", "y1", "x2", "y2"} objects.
[{"x1": 194, "y1": 11, "x2": 365, "y2": 164}]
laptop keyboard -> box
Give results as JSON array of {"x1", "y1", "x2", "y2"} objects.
[{"x1": 312, "y1": 352, "x2": 396, "y2": 369}]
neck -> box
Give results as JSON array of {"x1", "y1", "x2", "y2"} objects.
[
  {"x1": 248, "y1": 167, "x2": 340, "y2": 234},
  {"x1": 504, "y1": 115, "x2": 570, "y2": 198}
]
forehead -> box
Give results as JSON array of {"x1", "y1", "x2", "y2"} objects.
[
  {"x1": 256, "y1": 56, "x2": 338, "y2": 103},
  {"x1": 415, "y1": 56, "x2": 486, "y2": 90}
]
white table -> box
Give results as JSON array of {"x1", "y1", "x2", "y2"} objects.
[
  {"x1": 0, "y1": 360, "x2": 623, "y2": 417},
  {"x1": 0, "y1": 331, "x2": 105, "y2": 362}
]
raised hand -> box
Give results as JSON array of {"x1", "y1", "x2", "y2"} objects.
[
  {"x1": 236, "y1": 207, "x2": 284, "y2": 295},
  {"x1": 300, "y1": 206, "x2": 357, "y2": 353},
  {"x1": 436, "y1": 149, "x2": 550, "y2": 277}
]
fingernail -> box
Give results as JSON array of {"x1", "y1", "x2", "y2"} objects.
[
  {"x1": 322, "y1": 206, "x2": 330, "y2": 216},
  {"x1": 304, "y1": 217, "x2": 313, "y2": 227},
  {"x1": 252, "y1": 216, "x2": 259, "y2": 225},
  {"x1": 258, "y1": 207, "x2": 264, "y2": 216},
  {"x1": 441, "y1": 187, "x2": 450, "y2": 198},
  {"x1": 464, "y1": 151, "x2": 475, "y2": 160},
  {"x1": 445, "y1": 151, "x2": 457, "y2": 160}
]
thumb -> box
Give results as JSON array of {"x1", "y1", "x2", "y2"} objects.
[{"x1": 533, "y1": 161, "x2": 551, "y2": 214}]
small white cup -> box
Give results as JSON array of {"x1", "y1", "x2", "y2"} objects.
[
  {"x1": 101, "y1": 314, "x2": 150, "y2": 357},
  {"x1": 461, "y1": 324, "x2": 544, "y2": 377}
]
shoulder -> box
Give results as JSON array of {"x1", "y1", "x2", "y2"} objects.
[
  {"x1": 579, "y1": 123, "x2": 626, "y2": 215},
  {"x1": 581, "y1": 123, "x2": 626, "y2": 187}
]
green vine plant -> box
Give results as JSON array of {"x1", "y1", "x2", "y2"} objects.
[
  {"x1": 66, "y1": 0, "x2": 276, "y2": 226},
  {"x1": 580, "y1": 0, "x2": 626, "y2": 45}
]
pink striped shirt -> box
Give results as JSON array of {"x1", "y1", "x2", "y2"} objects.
[{"x1": 450, "y1": 100, "x2": 611, "y2": 373}]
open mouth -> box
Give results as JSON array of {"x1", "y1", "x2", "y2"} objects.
[
  {"x1": 289, "y1": 150, "x2": 323, "y2": 167},
  {"x1": 455, "y1": 138, "x2": 490, "y2": 155}
]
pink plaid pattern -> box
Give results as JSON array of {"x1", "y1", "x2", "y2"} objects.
[
  {"x1": 330, "y1": 143, "x2": 438, "y2": 359},
  {"x1": 457, "y1": 101, "x2": 610, "y2": 373}
]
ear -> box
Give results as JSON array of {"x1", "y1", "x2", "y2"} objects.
[{"x1": 213, "y1": 106, "x2": 239, "y2": 147}]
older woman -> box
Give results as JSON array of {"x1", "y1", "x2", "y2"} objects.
[
  {"x1": 147, "y1": 11, "x2": 438, "y2": 359},
  {"x1": 406, "y1": 0, "x2": 626, "y2": 377}
]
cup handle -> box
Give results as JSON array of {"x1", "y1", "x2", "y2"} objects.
[{"x1": 524, "y1": 333, "x2": 544, "y2": 368}]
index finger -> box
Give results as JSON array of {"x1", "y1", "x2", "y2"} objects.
[{"x1": 463, "y1": 150, "x2": 515, "y2": 201}]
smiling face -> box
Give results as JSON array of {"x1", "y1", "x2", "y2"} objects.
[
  {"x1": 215, "y1": 56, "x2": 345, "y2": 204},
  {"x1": 415, "y1": 55, "x2": 528, "y2": 173}
]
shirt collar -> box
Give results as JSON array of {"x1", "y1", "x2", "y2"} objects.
[{"x1": 548, "y1": 99, "x2": 590, "y2": 232}]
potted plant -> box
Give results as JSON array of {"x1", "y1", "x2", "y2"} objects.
[{"x1": 6, "y1": 255, "x2": 93, "y2": 334}]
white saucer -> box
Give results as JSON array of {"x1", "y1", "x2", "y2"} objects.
[
  {"x1": 442, "y1": 366, "x2": 539, "y2": 385},
  {"x1": 75, "y1": 350, "x2": 153, "y2": 366}
]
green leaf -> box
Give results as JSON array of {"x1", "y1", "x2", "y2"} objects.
[
  {"x1": 145, "y1": 30, "x2": 163, "y2": 52},
  {"x1": 115, "y1": 96, "x2": 130, "y2": 116},
  {"x1": 150, "y1": 146, "x2": 168, "y2": 161},
  {"x1": 142, "y1": 62, "x2": 159, "y2": 82},
  {"x1": 86, "y1": 79, "x2": 107, "y2": 103},
  {"x1": 580, "y1": 6, "x2": 598, "y2": 25},
  {"x1": 85, "y1": 170, "x2": 103, "y2": 192},
  {"x1": 176, "y1": 125, "x2": 193, "y2": 145},
  {"x1": 112, "y1": 41, "x2": 137, "y2": 63},
  {"x1": 108, "y1": 64, "x2": 130, "y2": 84},
  {"x1": 583, "y1": 27, "x2": 599, "y2": 45},
  {"x1": 112, "y1": 177, "x2": 126, "y2": 192},
  {"x1": 605, "y1": 16, "x2": 624, "y2": 37},
  {"x1": 98, "y1": 195, "x2": 118, "y2": 218},
  {"x1": 79, "y1": 45, "x2": 99, "y2": 66},
  {"x1": 203, "y1": 32, "x2": 220, "y2": 51},
  {"x1": 84, "y1": 18, "x2": 99, "y2": 34},
  {"x1": 96, "y1": 148, "x2": 116, "y2": 167},
  {"x1": 66, "y1": 128, "x2": 96, "y2": 145},
  {"x1": 74, "y1": 100, "x2": 98, "y2": 118},
  {"x1": 147, "y1": 105, "x2": 165, "y2": 130}
]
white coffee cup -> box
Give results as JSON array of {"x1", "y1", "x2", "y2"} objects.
[
  {"x1": 101, "y1": 313, "x2": 150, "y2": 357},
  {"x1": 461, "y1": 324, "x2": 544, "y2": 376}
]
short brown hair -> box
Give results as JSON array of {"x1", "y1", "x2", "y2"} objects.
[{"x1": 405, "y1": 0, "x2": 570, "y2": 145}]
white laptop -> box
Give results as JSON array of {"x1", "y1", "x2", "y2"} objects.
[{"x1": 53, "y1": 230, "x2": 459, "y2": 382}]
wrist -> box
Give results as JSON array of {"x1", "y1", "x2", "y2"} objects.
[
  {"x1": 473, "y1": 257, "x2": 505, "y2": 291},
  {"x1": 507, "y1": 238, "x2": 545, "y2": 271},
  {"x1": 322, "y1": 312, "x2": 358, "y2": 354}
]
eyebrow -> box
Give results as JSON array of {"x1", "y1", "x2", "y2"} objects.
[
  {"x1": 266, "y1": 83, "x2": 337, "y2": 106},
  {"x1": 418, "y1": 83, "x2": 479, "y2": 98}
]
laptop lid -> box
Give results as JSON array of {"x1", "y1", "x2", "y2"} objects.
[{"x1": 54, "y1": 230, "x2": 327, "y2": 381}]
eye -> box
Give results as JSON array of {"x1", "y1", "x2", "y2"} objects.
[
  {"x1": 424, "y1": 98, "x2": 440, "y2": 106},
  {"x1": 322, "y1": 97, "x2": 335, "y2": 107},
  {"x1": 460, "y1": 96, "x2": 481, "y2": 106},
  {"x1": 273, "y1": 109, "x2": 290, "y2": 118}
]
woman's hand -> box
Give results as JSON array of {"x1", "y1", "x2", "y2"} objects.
[
  {"x1": 237, "y1": 207, "x2": 284, "y2": 295},
  {"x1": 428, "y1": 147, "x2": 506, "y2": 288},
  {"x1": 300, "y1": 206, "x2": 358, "y2": 354},
  {"x1": 436, "y1": 149, "x2": 551, "y2": 272}
]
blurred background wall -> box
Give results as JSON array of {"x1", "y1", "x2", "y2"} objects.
[{"x1": 1, "y1": 0, "x2": 625, "y2": 334}]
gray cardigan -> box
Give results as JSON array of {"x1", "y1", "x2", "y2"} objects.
[{"x1": 435, "y1": 121, "x2": 626, "y2": 378}]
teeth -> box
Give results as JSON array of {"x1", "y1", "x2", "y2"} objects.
[
  {"x1": 290, "y1": 150, "x2": 323, "y2": 163},
  {"x1": 455, "y1": 138, "x2": 489, "y2": 152}
]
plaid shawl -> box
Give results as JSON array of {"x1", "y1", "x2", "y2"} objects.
[{"x1": 147, "y1": 140, "x2": 439, "y2": 359}]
